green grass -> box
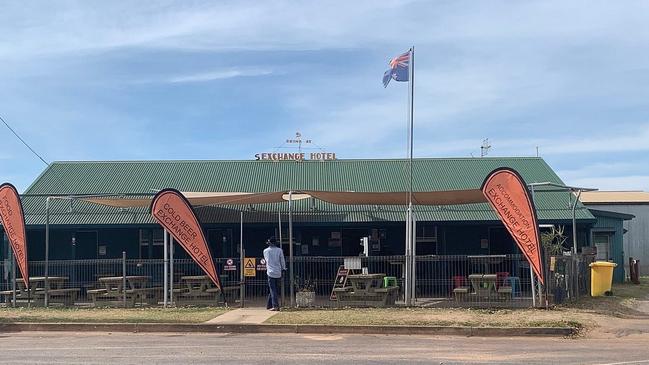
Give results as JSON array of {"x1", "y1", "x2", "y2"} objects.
[
  {"x1": 568, "y1": 277, "x2": 649, "y2": 317},
  {"x1": 265, "y1": 307, "x2": 581, "y2": 328},
  {"x1": 0, "y1": 307, "x2": 228, "y2": 323}
]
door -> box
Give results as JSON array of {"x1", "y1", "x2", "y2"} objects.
[
  {"x1": 593, "y1": 233, "x2": 611, "y2": 261},
  {"x1": 74, "y1": 231, "x2": 98, "y2": 260}
]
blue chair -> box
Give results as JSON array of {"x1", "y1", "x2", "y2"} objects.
[{"x1": 504, "y1": 276, "x2": 521, "y2": 297}]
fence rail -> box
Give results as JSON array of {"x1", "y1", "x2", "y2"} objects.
[{"x1": 0, "y1": 254, "x2": 589, "y2": 308}]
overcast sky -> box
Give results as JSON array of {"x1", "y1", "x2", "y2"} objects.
[{"x1": 1, "y1": 1, "x2": 648, "y2": 192}]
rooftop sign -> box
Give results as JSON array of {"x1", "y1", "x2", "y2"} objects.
[{"x1": 255, "y1": 132, "x2": 337, "y2": 161}]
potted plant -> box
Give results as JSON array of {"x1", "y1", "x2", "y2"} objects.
[{"x1": 294, "y1": 277, "x2": 317, "y2": 307}]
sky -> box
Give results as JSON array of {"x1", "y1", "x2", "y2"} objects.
[{"x1": 0, "y1": 0, "x2": 648, "y2": 193}]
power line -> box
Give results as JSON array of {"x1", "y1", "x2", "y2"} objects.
[{"x1": 0, "y1": 114, "x2": 49, "y2": 166}]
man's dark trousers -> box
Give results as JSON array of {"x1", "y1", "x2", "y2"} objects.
[{"x1": 267, "y1": 276, "x2": 281, "y2": 309}]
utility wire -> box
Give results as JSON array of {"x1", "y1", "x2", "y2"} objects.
[{"x1": 0, "y1": 114, "x2": 49, "y2": 166}]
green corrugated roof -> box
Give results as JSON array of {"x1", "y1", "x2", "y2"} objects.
[{"x1": 18, "y1": 158, "x2": 595, "y2": 225}]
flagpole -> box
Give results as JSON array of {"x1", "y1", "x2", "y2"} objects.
[{"x1": 405, "y1": 46, "x2": 415, "y2": 306}]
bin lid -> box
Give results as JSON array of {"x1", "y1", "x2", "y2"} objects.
[{"x1": 589, "y1": 261, "x2": 617, "y2": 267}]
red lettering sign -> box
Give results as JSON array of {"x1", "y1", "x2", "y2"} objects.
[
  {"x1": 150, "y1": 189, "x2": 221, "y2": 289},
  {"x1": 0, "y1": 183, "x2": 29, "y2": 288},
  {"x1": 481, "y1": 168, "x2": 544, "y2": 285}
]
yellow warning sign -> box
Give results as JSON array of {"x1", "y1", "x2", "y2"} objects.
[{"x1": 244, "y1": 257, "x2": 256, "y2": 277}]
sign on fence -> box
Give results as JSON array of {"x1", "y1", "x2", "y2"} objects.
[
  {"x1": 244, "y1": 258, "x2": 256, "y2": 277},
  {"x1": 256, "y1": 258, "x2": 267, "y2": 271},
  {"x1": 224, "y1": 258, "x2": 237, "y2": 271}
]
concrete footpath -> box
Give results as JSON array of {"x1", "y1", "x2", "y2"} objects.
[{"x1": 205, "y1": 308, "x2": 278, "y2": 324}]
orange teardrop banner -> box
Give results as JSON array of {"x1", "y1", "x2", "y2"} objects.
[
  {"x1": 0, "y1": 183, "x2": 29, "y2": 289},
  {"x1": 481, "y1": 168, "x2": 545, "y2": 285},
  {"x1": 150, "y1": 189, "x2": 222, "y2": 290}
]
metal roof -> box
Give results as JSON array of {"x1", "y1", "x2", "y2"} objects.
[
  {"x1": 580, "y1": 191, "x2": 649, "y2": 204},
  {"x1": 18, "y1": 158, "x2": 595, "y2": 225}
]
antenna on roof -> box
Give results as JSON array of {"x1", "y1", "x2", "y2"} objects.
[{"x1": 480, "y1": 138, "x2": 491, "y2": 157}]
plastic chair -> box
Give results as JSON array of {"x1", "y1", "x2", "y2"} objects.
[
  {"x1": 452, "y1": 275, "x2": 466, "y2": 289},
  {"x1": 496, "y1": 272, "x2": 509, "y2": 288},
  {"x1": 504, "y1": 276, "x2": 521, "y2": 297},
  {"x1": 383, "y1": 276, "x2": 397, "y2": 288}
]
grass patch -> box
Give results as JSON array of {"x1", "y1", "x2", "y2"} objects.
[
  {"x1": 566, "y1": 277, "x2": 649, "y2": 318},
  {"x1": 265, "y1": 307, "x2": 582, "y2": 328},
  {"x1": 0, "y1": 306, "x2": 228, "y2": 323}
]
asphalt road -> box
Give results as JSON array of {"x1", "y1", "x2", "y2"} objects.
[{"x1": 1, "y1": 332, "x2": 649, "y2": 365}]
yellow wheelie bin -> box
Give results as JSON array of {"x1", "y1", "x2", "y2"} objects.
[{"x1": 589, "y1": 261, "x2": 617, "y2": 296}]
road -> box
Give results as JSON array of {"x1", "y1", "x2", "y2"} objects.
[{"x1": 1, "y1": 331, "x2": 649, "y2": 364}]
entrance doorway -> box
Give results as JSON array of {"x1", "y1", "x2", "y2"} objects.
[{"x1": 73, "y1": 231, "x2": 98, "y2": 260}]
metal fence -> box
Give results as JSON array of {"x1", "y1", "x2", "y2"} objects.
[{"x1": 0, "y1": 254, "x2": 587, "y2": 308}]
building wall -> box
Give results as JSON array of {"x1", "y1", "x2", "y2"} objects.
[
  {"x1": 586, "y1": 204, "x2": 649, "y2": 275},
  {"x1": 591, "y1": 215, "x2": 626, "y2": 283}
]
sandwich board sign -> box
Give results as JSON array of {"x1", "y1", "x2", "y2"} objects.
[
  {"x1": 244, "y1": 258, "x2": 256, "y2": 277},
  {"x1": 330, "y1": 265, "x2": 354, "y2": 301}
]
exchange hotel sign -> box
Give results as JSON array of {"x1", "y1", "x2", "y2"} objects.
[{"x1": 255, "y1": 152, "x2": 337, "y2": 161}]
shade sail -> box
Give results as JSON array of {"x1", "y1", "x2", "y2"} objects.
[
  {"x1": 304, "y1": 189, "x2": 486, "y2": 206},
  {"x1": 84, "y1": 191, "x2": 288, "y2": 208},
  {"x1": 82, "y1": 189, "x2": 486, "y2": 208}
]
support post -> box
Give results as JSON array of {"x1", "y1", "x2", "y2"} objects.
[
  {"x1": 44, "y1": 197, "x2": 51, "y2": 307},
  {"x1": 239, "y1": 211, "x2": 244, "y2": 308},
  {"x1": 288, "y1": 191, "x2": 295, "y2": 308},
  {"x1": 163, "y1": 230, "x2": 168, "y2": 308},
  {"x1": 278, "y1": 211, "x2": 285, "y2": 306},
  {"x1": 122, "y1": 251, "x2": 127, "y2": 308}
]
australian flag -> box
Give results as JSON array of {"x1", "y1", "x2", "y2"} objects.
[{"x1": 382, "y1": 50, "x2": 411, "y2": 87}]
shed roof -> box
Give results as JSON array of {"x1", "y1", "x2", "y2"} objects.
[
  {"x1": 580, "y1": 191, "x2": 649, "y2": 205},
  {"x1": 17, "y1": 157, "x2": 595, "y2": 225}
]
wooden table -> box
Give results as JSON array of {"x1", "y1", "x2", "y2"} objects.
[
  {"x1": 333, "y1": 273, "x2": 399, "y2": 307},
  {"x1": 1, "y1": 277, "x2": 78, "y2": 306},
  {"x1": 89, "y1": 275, "x2": 157, "y2": 307},
  {"x1": 468, "y1": 274, "x2": 498, "y2": 299},
  {"x1": 173, "y1": 275, "x2": 236, "y2": 305}
]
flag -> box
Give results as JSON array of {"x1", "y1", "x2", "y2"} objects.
[{"x1": 382, "y1": 50, "x2": 411, "y2": 87}]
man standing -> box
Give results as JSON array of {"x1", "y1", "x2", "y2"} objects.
[{"x1": 263, "y1": 236, "x2": 286, "y2": 311}]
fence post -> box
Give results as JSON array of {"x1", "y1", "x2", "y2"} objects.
[{"x1": 122, "y1": 251, "x2": 127, "y2": 308}]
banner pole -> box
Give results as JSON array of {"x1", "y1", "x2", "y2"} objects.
[
  {"x1": 530, "y1": 265, "x2": 537, "y2": 307},
  {"x1": 170, "y1": 236, "x2": 174, "y2": 306},
  {"x1": 163, "y1": 230, "x2": 168, "y2": 308},
  {"x1": 11, "y1": 248, "x2": 16, "y2": 308}
]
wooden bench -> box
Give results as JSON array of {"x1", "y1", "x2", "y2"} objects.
[
  {"x1": 88, "y1": 288, "x2": 138, "y2": 307},
  {"x1": 453, "y1": 286, "x2": 471, "y2": 301},
  {"x1": 32, "y1": 288, "x2": 79, "y2": 306}
]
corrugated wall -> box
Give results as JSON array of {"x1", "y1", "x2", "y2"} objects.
[{"x1": 589, "y1": 204, "x2": 649, "y2": 276}]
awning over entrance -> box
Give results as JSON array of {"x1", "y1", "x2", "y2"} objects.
[{"x1": 81, "y1": 189, "x2": 487, "y2": 208}]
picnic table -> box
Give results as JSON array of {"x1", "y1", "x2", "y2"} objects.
[
  {"x1": 468, "y1": 274, "x2": 498, "y2": 299},
  {"x1": 173, "y1": 275, "x2": 238, "y2": 305},
  {"x1": 1, "y1": 277, "x2": 78, "y2": 306},
  {"x1": 88, "y1": 275, "x2": 160, "y2": 307},
  {"x1": 332, "y1": 273, "x2": 399, "y2": 307}
]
